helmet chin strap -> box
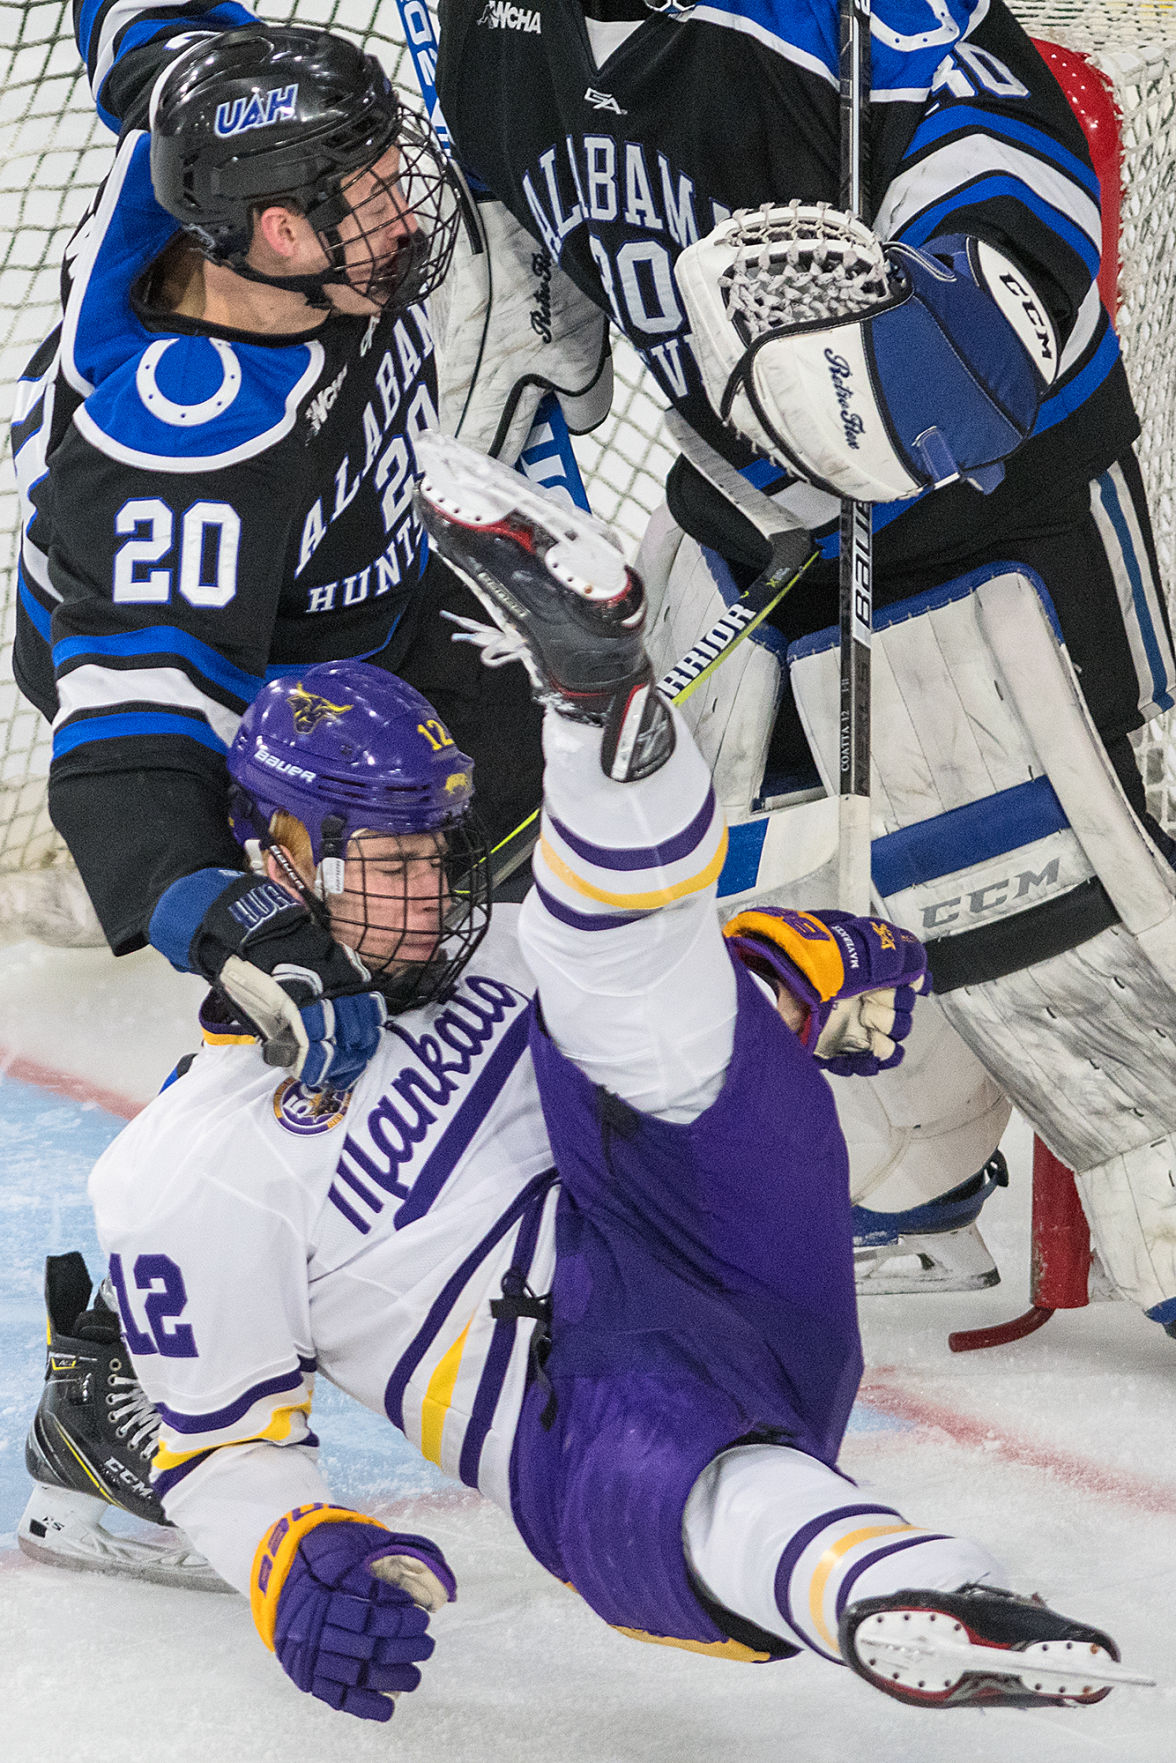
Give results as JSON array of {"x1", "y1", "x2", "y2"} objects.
[{"x1": 216, "y1": 256, "x2": 348, "y2": 311}]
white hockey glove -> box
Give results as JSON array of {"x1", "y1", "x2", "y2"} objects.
[
  {"x1": 433, "y1": 192, "x2": 613, "y2": 463},
  {"x1": 723, "y1": 905, "x2": 930, "y2": 1077},
  {"x1": 676, "y1": 203, "x2": 1058, "y2": 502}
]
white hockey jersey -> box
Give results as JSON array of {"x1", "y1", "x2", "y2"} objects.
[{"x1": 89, "y1": 912, "x2": 561, "y2": 1592}]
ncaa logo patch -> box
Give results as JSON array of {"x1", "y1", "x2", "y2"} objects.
[{"x1": 273, "y1": 1078, "x2": 352, "y2": 1136}]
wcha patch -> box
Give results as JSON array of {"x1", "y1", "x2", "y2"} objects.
[{"x1": 273, "y1": 1077, "x2": 353, "y2": 1136}]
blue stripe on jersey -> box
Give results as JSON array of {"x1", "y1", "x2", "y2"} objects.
[
  {"x1": 896, "y1": 176, "x2": 1102, "y2": 277},
  {"x1": 261, "y1": 613, "x2": 405, "y2": 681},
  {"x1": 18, "y1": 572, "x2": 52, "y2": 641},
  {"x1": 902, "y1": 108, "x2": 1100, "y2": 200},
  {"x1": 384, "y1": 1170, "x2": 556, "y2": 1431},
  {"x1": 155, "y1": 1356, "x2": 316, "y2": 1435},
  {"x1": 392, "y1": 1009, "x2": 533, "y2": 1228},
  {"x1": 92, "y1": 4, "x2": 257, "y2": 128},
  {"x1": 1032, "y1": 324, "x2": 1120, "y2": 433},
  {"x1": 815, "y1": 494, "x2": 914, "y2": 559},
  {"x1": 53, "y1": 625, "x2": 262, "y2": 703},
  {"x1": 870, "y1": 775, "x2": 1069, "y2": 897},
  {"x1": 532, "y1": 878, "x2": 643, "y2": 932},
  {"x1": 695, "y1": 0, "x2": 981, "y2": 96},
  {"x1": 52, "y1": 709, "x2": 229, "y2": 760},
  {"x1": 1095, "y1": 468, "x2": 1175, "y2": 715}
]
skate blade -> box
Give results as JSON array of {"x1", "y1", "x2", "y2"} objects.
[
  {"x1": 18, "y1": 1484, "x2": 232, "y2": 1593},
  {"x1": 415, "y1": 431, "x2": 628, "y2": 597},
  {"x1": 855, "y1": 1223, "x2": 1000, "y2": 1295},
  {"x1": 855, "y1": 1609, "x2": 1153, "y2": 1699}
]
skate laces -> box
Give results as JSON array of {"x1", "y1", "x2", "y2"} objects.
[
  {"x1": 442, "y1": 610, "x2": 534, "y2": 670},
  {"x1": 108, "y1": 1374, "x2": 162, "y2": 1459}
]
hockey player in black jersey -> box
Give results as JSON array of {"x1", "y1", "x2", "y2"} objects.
[
  {"x1": 433, "y1": 0, "x2": 1176, "y2": 1329},
  {"x1": 10, "y1": 3, "x2": 541, "y2": 1094}
]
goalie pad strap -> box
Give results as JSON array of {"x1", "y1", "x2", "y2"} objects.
[{"x1": 925, "y1": 876, "x2": 1118, "y2": 994}]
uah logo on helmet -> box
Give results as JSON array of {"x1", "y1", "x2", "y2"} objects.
[{"x1": 215, "y1": 83, "x2": 299, "y2": 139}]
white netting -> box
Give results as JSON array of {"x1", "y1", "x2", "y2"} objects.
[{"x1": 0, "y1": 1, "x2": 1172, "y2": 898}]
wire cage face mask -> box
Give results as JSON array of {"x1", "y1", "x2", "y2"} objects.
[
  {"x1": 324, "y1": 819, "x2": 492, "y2": 1013},
  {"x1": 304, "y1": 108, "x2": 462, "y2": 311}
]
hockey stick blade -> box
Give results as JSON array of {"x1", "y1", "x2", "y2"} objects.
[{"x1": 856, "y1": 1615, "x2": 1155, "y2": 1693}]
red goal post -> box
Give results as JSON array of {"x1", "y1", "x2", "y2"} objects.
[{"x1": 949, "y1": 35, "x2": 1118, "y2": 1352}]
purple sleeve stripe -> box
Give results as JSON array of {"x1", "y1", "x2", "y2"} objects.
[
  {"x1": 532, "y1": 879, "x2": 644, "y2": 931},
  {"x1": 773, "y1": 1504, "x2": 902, "y2": 1660},
  {"x1": 457, "y1": 1181, "x2": 553, "y2": 1490},
  {"x1": 393, "y1": 1009, "x2": 532, "y2": 1229},
  {"x1": 155, "y1": 1360, "x2": 315, "y2": 1435},
  {"x1": 545, "y1": 786, "x2": 717, "y2": 873},
  {"x1": 384, "y1": 1169, "x2": 559, "y2": 1433},
  {"x1": 835, "y1": 1533, "x2": 950, "y2": 1625}
]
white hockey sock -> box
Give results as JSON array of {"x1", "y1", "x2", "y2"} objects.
[
  {"x1": 518, "y1": 708, "x2": 738, "y2": 1121},
  {"x1": 683, "y1": 1444, "x2": 1007, "y2": 1664},
  {"x1": 531, "y1": 706, "x2": 725, "y2": 924}
]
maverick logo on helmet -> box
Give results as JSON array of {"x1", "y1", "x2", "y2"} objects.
[
  {"x1": 214, "y1": 84, "x2": 299, "y2": 138},
  {"x1": 288, "y1": 685, "x2": 353, "y2": 733}
]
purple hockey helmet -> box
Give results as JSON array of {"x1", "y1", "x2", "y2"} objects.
[{"x1": 227, "y1": 661, "x2": 491, "y2": 1010}]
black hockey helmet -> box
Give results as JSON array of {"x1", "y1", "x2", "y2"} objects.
[{"x1": 149, "y1": 24, "x2": 461, "y2": 310}]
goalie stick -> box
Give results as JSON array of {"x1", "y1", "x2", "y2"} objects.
[{"x1": 837, "y1": 0, "x2": 873, "y2": 914}]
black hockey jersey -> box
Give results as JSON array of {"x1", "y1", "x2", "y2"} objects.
[
  {"x1": 11, "y1": 1, "x2": 440, "y2": 952},
  {"x1": 436, "y1": 0, "x2": 1141, "y2": 572}
]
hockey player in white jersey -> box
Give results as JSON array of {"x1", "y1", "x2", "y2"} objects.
[
  {"x1": 430, "y1": 0, "x2": 1176, "y2": 1319},
  {"x1": 35, "y1": 435, "x2": 1142, "y2": 1719}
]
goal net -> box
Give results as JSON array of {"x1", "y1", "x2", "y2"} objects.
[{"x1": 0, "y1": 0, "x2": 1172, "y2": 915}]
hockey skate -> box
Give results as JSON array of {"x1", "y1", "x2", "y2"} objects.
[
  {"x1": 841, "y1": 1583, "x2": 1150, "y2": 1707},
  {"x1": 414, "y1": 430, "x2": 674, "y2": 781},
  {"x1": 18, "y1": 1252, "x2": 229, "y2": 1592},
  {"x1": 852, "y1": 1155, "x2": 1006, "y2": 1295}
]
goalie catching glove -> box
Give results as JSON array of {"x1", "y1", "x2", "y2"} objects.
[
  {"x1": 675, "y1": 204, "x2": 1058, "y2": 502},
  {"x1": 724, "y1": 906, "x2": 929, "y2": 1076},
  {"x1": 251, "y1": 1505, "x2": 455, "y2": 1722},
  {"x1": 148, "y1": 867, "x2": 385, "y2": 1091}
]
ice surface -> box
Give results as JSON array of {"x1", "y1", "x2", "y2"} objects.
[{"x1": 2, "y1": 940, "x2": 1175, "y2": 1763}]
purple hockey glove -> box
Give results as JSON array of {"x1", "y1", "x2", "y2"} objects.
[
  {"x1": 252, "y1": 1506, "x2": 455, "y2": 1723},
  {"x1": 723, "y1": 906, "x2": 930, "y2": 1077}
]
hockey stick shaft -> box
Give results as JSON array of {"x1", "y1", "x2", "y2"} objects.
[
  {"x1": 483, "y1": 542, "x2": 814, "y2": 883},
  {"x1": 392, "y1": 0, "x2": 591, "y2": 513},
  {"x1": 838, "y1": 0, "x2": 873, "y2": 914}
]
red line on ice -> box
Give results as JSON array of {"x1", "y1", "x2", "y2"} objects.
[
  {"x1": 860, "y1": 1371, "x2": 1176, "y2": 1516},
  {"x1": 0, "y1": 1047, "x2": 142, "y2": 1120},
  {"x1": 8, "y1": 1048, "x2": 1176, "y2": 1520}
]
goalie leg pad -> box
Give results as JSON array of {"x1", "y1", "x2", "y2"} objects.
[
  {"x1": 790, "y1": 564, "x2": 1176, "y2": 1308},
  {"x1": 637, "y1": 513, "x2": 784, "y2": 820}
]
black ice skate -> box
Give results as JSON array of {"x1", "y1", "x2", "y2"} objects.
[
  {"x1": 18, "y1": 1252, "x2": 228, "y2": 1591},
  {"x1": 841, "y1": 1583, "x2": 1151, "y2": 1708},
  {"x1": 414, "y1": 430, "x2": 674, "y2": 781}
]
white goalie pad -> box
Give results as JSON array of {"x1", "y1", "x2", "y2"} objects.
[
  {"x1": 790, "y1": 565, "x2": 1176, "y2": 1310},
  {"x1": 637, "y1": 506, "x2": 786, "y2": 820},
  {"x1": 430, "y1": 194, "x2": 612, "y2": 464}
]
